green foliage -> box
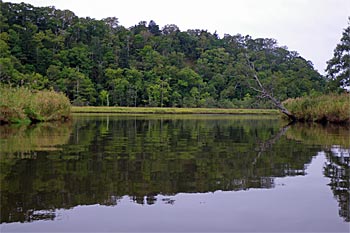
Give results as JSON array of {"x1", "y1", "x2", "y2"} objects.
[
  {"x1": 0, "y1": 85, "x2": 71, "y2": 124},
  {"x1": 0, "y1": 85, "x2": 32, "y2": 123},
  {"x1": 99, "y1": 90, "x2": 109, "y2": 106},
  {"x1": 0, "y1": 1, "x2": 327, "y2": 108},
  {"x1": 326, "y1": 18, "x2": 350, "y2": 91},
  {"x1": 283, "y1": 93, "x2": 350, "y2": 123}
]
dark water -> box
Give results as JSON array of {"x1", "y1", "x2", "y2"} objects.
[{"x1": 0, "y1": 114, "x2": 349, "y2": 232}]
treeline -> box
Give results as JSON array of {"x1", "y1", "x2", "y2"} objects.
[{"x1": 0, "y1": 1, "x2": 327, "y2": 107}]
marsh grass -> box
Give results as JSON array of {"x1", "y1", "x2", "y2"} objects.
[
  {"x1": 0, "y1": 85, "x2": 71, "y2": 124},
  {"x1": 71, "y1": 106, "x2": 279, "y2": 115},
  {"x1": 283, "y1": 93, "x2": 350, "y2": 124}
]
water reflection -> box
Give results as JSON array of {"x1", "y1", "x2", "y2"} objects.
[
  {"x1": 286, "y1": 123, "x2": 350, "y2": 148},
  {"x1": 0, "y1": 115, "x2": 349, "y2": 224},
  {"x1": 287, "y1": 123, "x2": 350, "y2": 222},
  {"x1": 0, "y1": 122, "x2": 72, "y2": 157},
  {"x1": 324, "y1": 146, "x2": 349, "y2": 222}
]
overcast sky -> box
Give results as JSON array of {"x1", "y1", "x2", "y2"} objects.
[{"x1": 6, "y1": 0, "x2": 350, "y2": 74}]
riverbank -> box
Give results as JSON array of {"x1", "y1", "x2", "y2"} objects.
[{"x1": 71, "y1": 106, "x2": 279, "y2": 115}]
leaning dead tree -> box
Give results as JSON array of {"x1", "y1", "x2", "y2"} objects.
[{"x1": 245, "y1": 55, "x2": 297, "y2": 122}]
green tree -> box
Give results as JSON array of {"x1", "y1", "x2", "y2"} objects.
[
  {"x1": 125, "y1": 68, "x2": 142, "y2": 106},
  {"x1": 144, "y1": 67, "x2": 172, "y2": 107},
  {"x1": 99, "y1": 90, "x2": 109, "y2": 106},
  {"x1": 176, "y1": 67, "x2": 203, "y2": 107},
  {"x1": 0, "y1": 57, "x2": 24, "y2": 84},
  {"x1": 55, "y1": 67, "x2": 96, "y2": 105},
  {"x1": 25, "y1": 72, "x2": 49, "y2": 90},
  {"x1": 105, "y1": 67, "x2": 129, "y2": 106},
  {"x1": 0, "y1": 32, "x2": 24, "y2": 84},
  {"x1": 326, "y1": 18, "x2": 350, "y2": 91},
  {"x1": 0, "y1": 1, "x2": 328, "y2": 108},
  {"x1": 196, "y1": 48, "x2": 231, "y2": 82}
]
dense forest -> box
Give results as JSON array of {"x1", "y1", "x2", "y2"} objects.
[{"x1": 0, "y1": 1, "x2": 332, "y2": 107}]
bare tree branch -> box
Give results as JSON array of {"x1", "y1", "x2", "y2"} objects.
[{"x1": 244, "y1": 54, "x2": 297, "y2": 122}]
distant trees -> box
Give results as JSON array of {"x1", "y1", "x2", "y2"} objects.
[
  {"x1": 326, "y1": 17, "x2": 350, "y2": 91},
  {"x1": 0, "y1": 1, "x2": 327, "y2": 107}
]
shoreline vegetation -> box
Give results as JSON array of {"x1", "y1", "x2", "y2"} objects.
[
  {"x1": 283, "y1": 93, "x2": 349, "y2": 124},
  {"x1": 1, "y1": 2, "x2": 327, "y2": 110},
  {"x1": 71, "y1": 93, "x2": 350, "y2": 125},
  {"x1": 71, "y1": 106, "x2": 279, "y2": 115},
  {"x1": 0, "y1": 86, "x2": 71, "y2": 124},
  {"x1": 1, "y1": 87, "x2": 348, "y2": 125},
  {"x1": 0, "y1": 3, "x2": 348, "y2": 126}
]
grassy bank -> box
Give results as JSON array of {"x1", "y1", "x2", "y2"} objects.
[
  {"x1": 71, "y1": 106, "x2": 279, "y2": 115},
  {"x1": 283, "y1": 93, "x2": 349, "y2": 124},
  {"x1": 0, "y1": 85, "x2": 71, "y2": 124}
]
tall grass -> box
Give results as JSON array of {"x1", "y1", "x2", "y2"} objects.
[
  {"x1": 283, "y1": 93, "x2": 350, "y2": 124},
  {"x1": 0, "y1": 85, "x2": 71, "y2": 124}
]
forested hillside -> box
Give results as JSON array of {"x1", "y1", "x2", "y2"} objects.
[{"x1": 0, "y1": 1, "x2": 327, "y2": 107}]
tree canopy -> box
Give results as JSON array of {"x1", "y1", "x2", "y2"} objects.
[
  {"x1": 326, "y1": 17, "x2": 350, "y2": 91},
  {"x1": 0, "y1": 1, "x2": 327, "y2": 107}
]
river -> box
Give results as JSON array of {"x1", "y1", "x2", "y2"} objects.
[{"x1": 0, "y1": 114, "x2": 349, "y2": 232}]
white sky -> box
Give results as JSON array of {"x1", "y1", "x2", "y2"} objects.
[{"x1": 6, "y1": 0, "x2": 350, "y2": 74}]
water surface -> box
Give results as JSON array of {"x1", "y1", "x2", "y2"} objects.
[{"x1": 0, "y1": 114, "x2": 349, "y2": 232}]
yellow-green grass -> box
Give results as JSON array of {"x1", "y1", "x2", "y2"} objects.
[
  {"x1": 283, "y1": 93, "x2": 350, "y2": 124},
  {"x1": 71, "y1": 106, "x2": 279, "y2": 115},
  {"x1": 0, "y1": 85, "x2": 71, "y2": 124}
]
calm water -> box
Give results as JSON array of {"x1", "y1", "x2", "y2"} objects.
[{"x1": 0, "y1": 114, "x2": 349, "y2": 232}]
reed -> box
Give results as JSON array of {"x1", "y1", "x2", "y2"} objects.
[
  {"x1": 0, "y1": 85, "x2": 71, "y2": 124},
  {"x1": 283, "y1": 93, "x2": 350, "y2": 124}
]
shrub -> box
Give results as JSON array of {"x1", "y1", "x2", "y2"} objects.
[
  {"x1": 283, "y1": 93, "x2": 349, "y2": 124},
  {"x1": 29, "y1": 90, "x2": 71, "y2": 122},
  {"x1": 0, "y1": 85, "x2": 71, "y2": 124}
]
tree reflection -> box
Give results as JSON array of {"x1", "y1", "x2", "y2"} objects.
[
  {"x1": 324, "y1": 147, "x2": 349, "y2": 222},
  {"x1": 286, "y1": 123, "x2": 350, "y2": 222},
  {"x1": 0, "y1": 115, "x2": 348, "y2": 223}
]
